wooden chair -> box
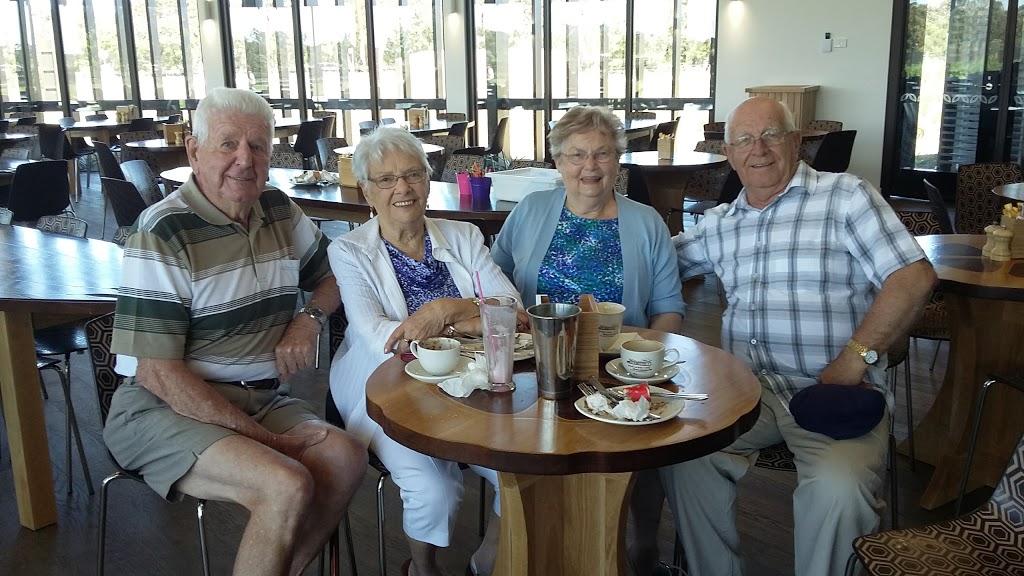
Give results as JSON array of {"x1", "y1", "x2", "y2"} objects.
[
  {"x1": 84, "y1": 313, "x2": 212, "y2": 576},
  {"x1": 955, "y1": 162, "x2": 1023, "y2": 234},
  {"x1": 848, "y1": 426, "x2": 1024, "y2": 575},
  {"x1": 807, "y1": 120, "x2": 843, "y2": 132}
]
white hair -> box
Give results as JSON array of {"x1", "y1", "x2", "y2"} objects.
[
  {"x1": 724, "y1": 97, "x2": 796, "y2": 143},
  {"x1": 352, "y1": 126, "x2": 432, "y2": 184},
  {"x1": 191, "y1": 88, "x2": 275, "y2": 146}
]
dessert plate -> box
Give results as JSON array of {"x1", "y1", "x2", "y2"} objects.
[{"x1": 574, "y1": 385, "x2": 684, "y2": 426}]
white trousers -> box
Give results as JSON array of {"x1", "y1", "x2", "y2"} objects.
[
  {"x1": 371, "y1": 425, "x2": 500, "y2": 547},
  {"x1": 659, "y1": 385, "x2": 889, "y2": 576}
]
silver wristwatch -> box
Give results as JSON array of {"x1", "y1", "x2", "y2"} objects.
[{"x1": 298, "y1": 306, "x2": 327, "y2": 328}]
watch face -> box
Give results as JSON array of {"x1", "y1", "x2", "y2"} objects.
[{"x1": 864, "y1": 350, "x2": 878, "y2": 364}]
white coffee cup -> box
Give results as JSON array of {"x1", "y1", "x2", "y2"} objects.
[
  {"x1": 619, "y1": 339, "x2": 680, "y2": 378},
  {"x1": 410, "y1": 337, "x2": 462, "y2": 376},
  {"x1": 596, "y1": 302, "x2": 626, "y2": 350}
]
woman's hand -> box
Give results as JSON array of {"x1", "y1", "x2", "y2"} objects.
[{"x1": 384, "y1": 299, "x2": 458, "y2": 353}]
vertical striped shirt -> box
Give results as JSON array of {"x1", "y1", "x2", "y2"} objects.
[
  {"x1": 673, "y1": 162, "x2": 926, "y2": 410},
  {"x1": 112, "y1": 176, "x2": 333, "y2": 381}
]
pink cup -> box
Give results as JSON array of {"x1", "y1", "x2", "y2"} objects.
[{"x1": 456, "y1": 173, "x2": 471, "y2": 197}]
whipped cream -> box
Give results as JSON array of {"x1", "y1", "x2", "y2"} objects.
[{"x1": 611, "y1": 397, "x2": 651, "y2": 421}]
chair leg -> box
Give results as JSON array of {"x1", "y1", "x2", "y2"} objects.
[
  {"x1": 903, "y1": 359, "x2": 915, "y2": 472},
  {"x1": 376, "y1": 472, "x2": 389, "y2": 576},
  {"x1": 101, "y1": 193, "x2": 109, "y2": 239},
  {"x1": 97, "y1": 471, "x2": 128, "y2": 576},
  {"x1": 955, "y1": 378, "x2": 996, "y2": 516},
  {"x1": 343, "y1": 513, "x2": 358, "y2": 576},
  {"x1": 478, "y1": 475, "x2": 486, "y2": 538},
  {"x1": 888, "y1": 432, "x2": 899, "y2": 530},
  {"x1": 52, "y1": 361, "x2": 94, "y2": 495},
  {"x1": 929, "y1": 340, "x2": 942, "y2": 371},
  {"x1": 672, "y1": 531, "x2": 687, "y2": 574},
  {"x1": 197, "y1": 499, "x2": 211, "y2": 576},
  {"x1": 844, "y1": 551, "x2": 861, "y2": 576}
]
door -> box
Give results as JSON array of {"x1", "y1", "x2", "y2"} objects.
[{"x1": 884, "y1": 0, "x2": 1024, "y2": 198}]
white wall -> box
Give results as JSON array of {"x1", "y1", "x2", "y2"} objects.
[{"x1": 716, "y1": 0, "x2": 892, "y2": 186}]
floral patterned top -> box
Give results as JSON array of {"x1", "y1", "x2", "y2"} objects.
[
  {"x1": 383, "y1": 232, "x2": 462, "y2": 314},
  {"x1": 537, "y1": 206, "x2": 624, "y2": 305}
]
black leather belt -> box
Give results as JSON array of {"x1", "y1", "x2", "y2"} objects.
[{"x1": 214, "y1": 378, "x2": 280, "y2": 390}]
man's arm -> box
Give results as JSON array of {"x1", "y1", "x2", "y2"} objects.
[
  {"x1": 650, "y1": 312, "x2": 683, "y2": 335},
  {"x1": 275, "y1": 273, "x2": 341, "y2": 380},
  {"x1": 819, "y1": 259, "x2": 937, "y2": 386},
  {"x1": 135, "y1": 358, "x2": 326, "y2": 459}
]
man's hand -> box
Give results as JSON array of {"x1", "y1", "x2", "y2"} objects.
[
  {"x1": 275, "y1": 315, "x2": 322, "y2": 381},
  {"x1": 268, "y1": 428, "x2": 328, "y2": 461}
]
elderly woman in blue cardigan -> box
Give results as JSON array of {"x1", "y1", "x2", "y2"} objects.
[{"x1": 490, "y1": 105, "x2": 685, "y2": 575}]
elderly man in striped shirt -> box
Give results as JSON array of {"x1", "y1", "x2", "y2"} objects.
[
  {"x1": 104, "y1": 87, "x2": 367, "y2": 576},
  {"x1": 664, "y1": 97, "x2": 937, "y2": 576}
]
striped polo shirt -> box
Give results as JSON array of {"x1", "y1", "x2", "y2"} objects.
[{"x1": 112, "y1": 176, "x2": 332, "y2": 381}]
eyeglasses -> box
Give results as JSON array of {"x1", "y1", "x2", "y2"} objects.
[
  {"x1": 728, "y1": 129, "x2": 794, "y2": 151},
  {"x1": 560, "y1": 149, "x2": 616, "y2": 165},
  {"x1": 368, "y1": 169, "x2": 427, "y2": 189}
]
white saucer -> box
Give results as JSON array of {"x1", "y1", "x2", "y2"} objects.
[
  {"x1": 404, "y1": 357, "x2": 472, "y2": 384},
  {"x1": 574, "y1": 384, "x2": 685, "y2": 426},
  {"x1": 605, "y1": 358, "x2": 684, "y2": 385}
]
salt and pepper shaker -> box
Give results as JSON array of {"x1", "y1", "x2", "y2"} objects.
[
  {"x1": 990, "y1": 227, "x2": 1014, "y2": 262},
  {"x1": 982, "y1": 224, "x2": 999, "y2": 258}
]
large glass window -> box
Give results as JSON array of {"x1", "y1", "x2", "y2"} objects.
[
  {"x1": 373, "y1": 0, "x2": 444, "y2": 124},
  {"x1": 0, "y1": 1, "x2": 29, "y2": 107},
  {"x1": 132, "y1": 0, "x2": 207, "y2": 115},
  {"x1": 230, "y1": 0, "x2": 300, "y2": 118},
  {"x1": 59, "y1": 0, "x2": 132, "y2": 117}
]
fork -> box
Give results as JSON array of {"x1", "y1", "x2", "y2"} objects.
[
  {"x1": 590, "y1": 376, "x2": 709, "y2": 401},
  {"x1": 580, "y1": 380, "x2": 620, "y2": 405}
]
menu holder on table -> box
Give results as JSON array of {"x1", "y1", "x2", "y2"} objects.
[
  {"x1": 999, "y1": 215, "x2": 1024, "y2": 259},
  {"x1": 337, "y1": 156, "x2": 357, "y2": 187},
  {"x1": 573, "y1": 294, "x2": 600, "y2": 382}
]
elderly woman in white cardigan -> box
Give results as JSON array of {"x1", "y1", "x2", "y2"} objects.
[{"x1": 328, "y1": 127, "x2": 519, "y2": 576}]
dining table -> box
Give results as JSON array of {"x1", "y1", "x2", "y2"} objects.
[
  {"x1": 365, "y1": 328, "x2": 762, "y2": 576},
  {"x1": 0, "y1": 157, "x2": 35, "y2": 187},
  {"x1": 405, "y1": 119, "x2": 474, "y2": 137},
  {"x1": 619, "y1": 150, "x2": 729, "y2": 235},
  {"x1": 0, "y1": 225, "x2": 122, "y2": 529},
  {"x1": 64, "y1": 119, "x2": 131, "y2": 145},
  {"x1": 911, "y1": 234, "x2": 1024, "y2": 509},
  {"x1": 274, "y1": 117, "x2": 303, "y2": 141},
  {"x1": 124, "y1": 138, "x2": 189, "y2": 172},
  {"x1": 159, "y1": 166, "x2": 518, "y2": 237}
]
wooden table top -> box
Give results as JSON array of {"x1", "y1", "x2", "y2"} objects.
[
  {"x1": 159, "y1": 167, "x2": 519, "y2": 222},
  {"x1": 0, "y1": 225, "x2": 122, "y2": 315},
  {"x1": 918, "y1": 234, "x2": 1024, "y2": 301},
  {"x1": 991, "y1": 182, "x2": 1024, "y2": 202},
  {"x1": 334, "y1": 142, "x2": 445, "y2": 156},
  {"x1": 619, "y1": 150, "x2": 727, "y2": 171},
  {"x1": 125, "y1": 138, "x2": 185, "y2": 150},
  {"x1": 365, "y1": 328, "x2": 762, "y2": 475},
  {"x1": 406, "y1": 119, "x2": 474, "y2": 136},
  {"x1": 66, "y1": 119, "x2": 128, "y2": 130}
]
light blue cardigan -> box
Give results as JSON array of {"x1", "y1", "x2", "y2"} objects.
[{"x1": 491, "y1": 187, "x2": 685, "y2": 328}]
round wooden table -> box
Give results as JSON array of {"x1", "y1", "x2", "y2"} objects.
[
  {"x1": 0, "y1": 225, "x2": 121, "y2": 529},
  {"x1": 160, "y1": 167, "x2": 518, "y2": 236},
  {"x1": 619, "y1": 150, "x2": 728, "y2": 235},
  {"x1": 65, "y1": 119, "x2": 131, "y2": 145},
  {"x1": 365, "y1": 328, "x2": 761, "y2": 576},
  {"x1": 124, "y1": 138, "x2": 189, "y2": 172},
  {"x1": 911, "y1": 234, "x2": 1024, "y2": 509},
  {"x1": 406, "y1": 119, "x2": 474, "y2": 137}
]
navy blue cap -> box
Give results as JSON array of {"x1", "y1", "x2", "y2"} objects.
[{"x1": 789, "y1": 383, "x2": 885, "y2": 440}]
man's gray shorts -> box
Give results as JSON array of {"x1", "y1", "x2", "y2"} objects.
[{"x1": 103, "y1": 379, "x2": 319, "y2": 501}]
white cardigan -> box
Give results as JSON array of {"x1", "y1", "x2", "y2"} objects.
[{"x1": 327, "y1": 217, "x2": 521, "y2": 445}]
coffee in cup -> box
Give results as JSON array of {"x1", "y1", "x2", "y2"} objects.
[
  {"x1": 596, "y1": 302, "x2": 626, "y2": 350},
  {"x1": 619, "y1": 339, "x2": 680, "y2": 378},
  {"x1": 410, "y1": 337, "x2": 461, "y2": 375}
]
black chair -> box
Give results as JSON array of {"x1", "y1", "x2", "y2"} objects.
[
  {"x1": 447, "y1": 121, "x2": 469, "y2": 140},
  {"x1": 84, "y1": 314, "x2": 212, "y2": 576},
  {"x1": 101, "y1": 177, "x2": 148, "y2": 227},
  {"x1": 359, "y1": 120, "x2": 377, "y2": 136},
  {"x1": 380, "y1": 118, "x2": 396, "y2": 126},
  {"x1": 459, "y1": 116, "x2": 509, "y2": 159},
  {"x1": 7, "y1": 160, "x2": 71, "y2": 222},
  {"x1": 317, "y1": 113, "x2": 336, "y2": 139},
  {"x1": 316, "y1": 137, "x2": 349, "y2": 172},
  {"x1": 165, "y1": 113, "x2": 182, "y2": 125},
  {"x1": 127, "y1": 118, "x2": 156, "y2": 132},
  {"x1": 293, "y1": 119, "x2": 325, "y2": 170},
  {"x1": 85, "y1": 113, "x2": 108, "y2": 121},
  {"x1": 120, "y1": 159, "x2": 163, "y2": 205},
  {"x1": 923, "y1": 179, "x2": 954, "y2": 234},
  {"x1": 810, "y1": 130, "x2": 857, "y2": 173},
  {"x1": 16, "y1": 116, "x2": 37, "y2": 125},
  {"x1": 0, "y1": 120, "x2": 9, "y2": 133}
]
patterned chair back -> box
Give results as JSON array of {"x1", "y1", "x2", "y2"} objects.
[
  {"x1": 270, "y1": 143, "x2": 304, "y2": 169},
  {"x1": 694, "y1": 139, "x2": 725, "y2": 155},
  {"x1": 316, "y1": 137, "x2": 348, "y2": 172},
  {"x1": 806, "y1": 120, "x2": 843, "y2": 132},
  {"x1": 614, "y1": 167, "x2": 629, "y2": 196},
  {"x1": 85, "y1": 313, "x2": 122, "y2": 423},
  {"x1": 627, "y1": 111, "x2": 656, "y2": 119},
  {"x1": 421, "y1": 134, "x2": 469, "y2": 179},
  {"x1": 37, "y1": 214, "x2": 88, "y2": 238},
  {"x1": 117, "y1": 130, "x2": 161, "y2": 145},
  {"x1": 112, "y1": 226, "x2": 132, "y2": 246},
  {"x1": 956, "y1": 162, "x2": 1023, "y2": 234},
  {"x1": 328, "y1": 305, "x2": 349, "y2": 361},
  {"x1": 506, "y1": 159, "x2": 554, "y2": 170},
  {"x1": 441, "y1": 153, "x2": 487, "y2": 183},
  {"x1": 1, "y1": 147, "x2": 30, "y2": 159},
  {"x1": 437, "y1": 112, "x2": 467, "y2": 122}
]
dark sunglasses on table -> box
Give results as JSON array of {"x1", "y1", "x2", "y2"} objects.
[
  {"x1": 369, "y1": 169, "x2": 427, "y2": 189},
  {"x1": 728, "y1": 129, "x2": 794, "y2": 151},
  {"x1": 560, "y1": 149, "x2": 616, "y2": 165}
]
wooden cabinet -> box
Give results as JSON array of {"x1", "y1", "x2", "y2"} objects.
[{"x1": 745, "y1": 85, "x2": 820, "y2": 129}]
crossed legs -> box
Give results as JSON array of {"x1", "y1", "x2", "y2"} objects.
[
  {"x1": 659, "y1": 386, "x2": 888, "y2": 576},
  {"x1": 176, "y1": 421, "x2": 367, "y2": 576}
]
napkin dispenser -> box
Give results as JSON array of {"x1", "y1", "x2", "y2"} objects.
[
  {"x1": 336, "y1": 156, "x2": 358, "y2": 187},
  {"x1": 572, "y1": 294, "x2": 600, "y2": 382},
  {"x1": 115, "y1": 105, "x2": 140, "y2": 123},
  {"x1": 162, "y1": 123, "x2": 185, "y2": 145},
  {"x1": 408, "y1": 108, "x2": 427, "y2": 129}
]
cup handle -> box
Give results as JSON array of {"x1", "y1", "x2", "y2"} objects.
[
  {"x1": 409, "y1": 341, "x2": 421, "y2": 358},
  {"x1": 663, "y1": 348, "x2": 681, "y2": 366}
]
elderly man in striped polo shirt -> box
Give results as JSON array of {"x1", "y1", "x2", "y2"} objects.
[
  {"x1": 104, "y1": 87, "x2": 367, "y2": 576},
  {"x1": 664, "y1": 97, "x2": 937, "y2": 576}
]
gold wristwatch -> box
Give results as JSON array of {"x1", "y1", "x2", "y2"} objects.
[{"x1": 846, "y1": 339, "x2": 879, "y2": 365}]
